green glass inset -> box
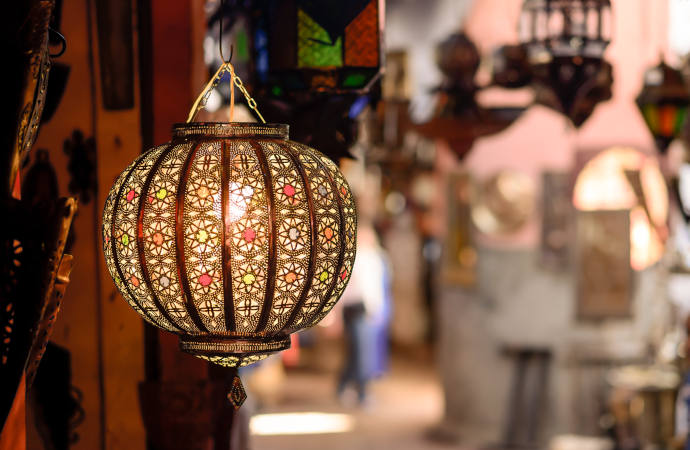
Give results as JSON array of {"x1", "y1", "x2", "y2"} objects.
[
  {"x1": 236, "y1": 28, "x2": 249, "y2": 62},
  {"x1": 297, "y1": 9, "x2": 343, "y2": 68},
  {"x1": 342, "y1": 72, "x2": 367, "y2": 88},
  {"x1": 643, "y1": 104, "x2": 659, "y2": 133},
  {"x1": 674, "y1": 106, "x2": 688, "y2": 134}
]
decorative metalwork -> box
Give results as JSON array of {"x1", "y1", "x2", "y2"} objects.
[
  {"x1": 416, "y1": 32, "x2": 525, "y2": 159},
  {"x1": 519, "y1": 0, "x2": 613, "y2": 126},
  {"x1": 0, "y1": 196, "x2": 77, "y2": 429},
  {"x1": 637, "y1": 60, "x2": 690, "y2": 154},
  {"x1": 491, "y1": 44, "x2": 532, "y2": 89},
  {"x1": 25, "y1": 199, "x2": 76, "y2": 386},
  {"x1": 471, "y1": 170, "x2": 536, "y2": 236},
  {"x1": 252, "y1": 0, "x2": 383, "y2": 94},
  {"x1": 575, "y1": 209, "x2": 631, "y2": 319},
  {"x1": 520, "y1": 0, "x2": 611, "y2": 60},
  {"x1": 434, "y1": 32, "x2": 480, "y2": 117},
  {"x1": 228, "y1": 373, "x2": 247, "y2": 409},
  {"x1": 7, "y1": 0, "x2": 54, "y2": 198},
  {"x1": 102, "y1": 122, "x2": 357, "y2": 367}
]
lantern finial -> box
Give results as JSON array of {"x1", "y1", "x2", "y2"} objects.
[{"x1": 228, "y1": 369, "x2": 247, "y2": 409}]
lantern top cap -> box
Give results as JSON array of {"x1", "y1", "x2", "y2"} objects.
[{"x1": 172, "y1": 122, "x2": 289, "y2": 140}]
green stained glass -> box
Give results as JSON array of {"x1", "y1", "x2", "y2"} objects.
[
  {"x1": 643, "y1": 104, "x2": 659, "y2": 133},
  {"x1": 297, "y1": 9, "x2": 343, "y2": 68},
  {"x1": 236, "y1": 29, "x2": 249, "y2": 61},
  {"x1": 674, "y1": 106, "x2": 688, "y2": 133},
  {"x1": 342, "y1": 72, "x2": 367, "y2": 88}
]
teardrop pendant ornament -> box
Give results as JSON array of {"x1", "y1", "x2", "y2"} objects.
[{"x1": 228, "y1": 373, "x2": 247, "y2": 409}]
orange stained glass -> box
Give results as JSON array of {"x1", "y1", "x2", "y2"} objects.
[{"x1": 344, "y1": 0, "x2": 379, "y2": 67}]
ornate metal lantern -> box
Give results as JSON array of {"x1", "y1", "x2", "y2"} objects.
[
  {"x1": 519, "y1": 0, "x2": 613, "y2": 125},
  {"x1": 434, "y1": 32, "x2": 480, "y2": 117},
  {"x1": 251, "y1": 0, "x2": 383, "y2": 94},
  {"x1": 102, "y1": 61, "x2": 357, "y2": 405},
  {"x1": 637, "y1": 60, "x2": 690, "y2": 154},
  {"x1": 520, "y1": 0, "x2": 611, "y2": 60},
  {"x1": 246, "y1": 0, "x2": 384, "y2": 162}
]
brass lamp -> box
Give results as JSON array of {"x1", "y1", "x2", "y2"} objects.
[
  {"x1": 102, "y1": 61, "x2": 357, "y2": 407},
  {"x1": 519, "y1": 0, "x2": 613, "y2": 126},
  {"x1": 637, "y1": 60, "x2": 690, "y2": 154}
]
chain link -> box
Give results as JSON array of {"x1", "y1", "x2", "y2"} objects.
[
  {"x1": 187, "y1": 62, "x2": 266, "y2": 124},
  {"x1": 232, "y1": 72, "x2": 266, "y2": 123}
]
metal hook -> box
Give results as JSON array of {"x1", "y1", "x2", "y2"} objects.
[
  {"x1": 220, "y1": 43, "x2": 234, "y2": 65},
  {"x1": 48, "y1": 27, "x2": 66, "y2": 58},
  {"x1": 218, "y1": 0, "x2": 233, "y2": 64}
]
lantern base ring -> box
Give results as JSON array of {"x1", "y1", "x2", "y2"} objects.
[{"x1": 178, "y1": 334, "x2": 291, "y2": 356}]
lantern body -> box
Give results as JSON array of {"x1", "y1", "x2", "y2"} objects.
[
  {"x1": 519, "y1": 0, "x2": 612, "y2": 60},
  {"x1": 102, "y1": 123, "x2": 356, "y2": 366},
  {"x1": 637, "y1": 62, "x2": 690, "y2": 153},
  {"x1": 519, "y1": 0, "x2": 613, "y2": 125},
  {"x1": 252, "y1": 0, "x2": 383, "y2": 93}
]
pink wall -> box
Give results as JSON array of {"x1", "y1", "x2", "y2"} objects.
[{"x1": 461, "y1": 0, "x2": 671, "y2": 247}]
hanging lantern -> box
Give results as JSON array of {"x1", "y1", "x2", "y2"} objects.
[
  {"x1": 491, "y1": 44, "x2": 532, "y2": 89},
  {"x1": 434, "y1": 32, "x2": 480, "y2": 117},
  {"x1": 519, "y1": 0, "x2": 611, "y2": 60},
  {"x1": 251, "y1": 0, "x2": 383, "y2": 94},
  {"x1": 519, "y1": 0, "x2": 613, "y2": 126},
  {"x1": 247, "y1": 0, "x2": 384, "y2": 162},
  {"x1": 636, "y1": 60, "x2": 690, "y2": 154},
  {"x1": 102, "y1": 61, "x2": 357, "y2": 407}
]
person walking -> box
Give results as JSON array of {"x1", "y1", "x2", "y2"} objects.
[{"x1": 336, "y1": 224, "x2": 387, "y2": 406}]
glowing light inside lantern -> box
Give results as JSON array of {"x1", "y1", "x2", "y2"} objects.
[{"x1": 228, "y1": 181, "x2": 253, "y2": 222}]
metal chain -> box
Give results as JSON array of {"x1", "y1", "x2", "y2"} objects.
[
  {"x1": 231, "y1": 69, "x2": 266, "y2": 123},
  {"x1": 196, "y1": 0, "x2": 265, "y2": 124},
  {"x1": 201, "y1": 66, "x2": 228, "y2": 108},
  {"x1": 186, "y1": 62, "x2": 266, "y2": 124}
]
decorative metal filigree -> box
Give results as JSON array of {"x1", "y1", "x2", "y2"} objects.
[{"x1": 102, "y1": 122, "x2": 357, "y2": 367}]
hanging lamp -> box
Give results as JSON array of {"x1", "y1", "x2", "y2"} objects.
[
  {"x1": 637, "y1": 60, "x2": 690, "y2": 154},
  {"x1": 102, "y1": 42, "x2": 356, "y2": 408},
  {"x1": 519, "y1": 0, "x2": 613, "y2": 126},
  {"x1": 251, "y1": 0, "x2": 383, "y2": 94}
]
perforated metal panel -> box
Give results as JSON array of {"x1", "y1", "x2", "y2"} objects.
[{"x1": 102, "y1": 123, "x2": 356, "y2": 366}]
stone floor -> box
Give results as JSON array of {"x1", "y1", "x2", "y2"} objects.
[{"x1": 248, "y1": 355, "x2": 471, "y2": 450}]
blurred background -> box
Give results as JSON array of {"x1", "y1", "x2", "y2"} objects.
[{"x1": 8, "y1": 0, "x2": 690, "y2": 449}]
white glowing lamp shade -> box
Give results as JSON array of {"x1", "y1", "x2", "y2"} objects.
[{"x1": 102, "y1": 123, "x2": 357, "y2": 367}]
